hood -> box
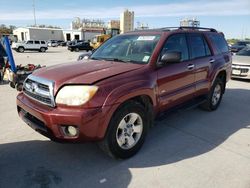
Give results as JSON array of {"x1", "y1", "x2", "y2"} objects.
[
  {"x1": 232, "y1": 55, "x2": 250, "y2": 66},
  {"x1": 32, "y1": 60, "x2": 144, "y2": 90}
]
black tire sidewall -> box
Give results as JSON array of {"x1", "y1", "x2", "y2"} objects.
[
  {"x1": 40, "y1": 47, "x2": 46, "y2": 52},
  {"x1": 208, "y1": 79, "x2": 224, "y2": 110},
  {"x1": 107, "y1": 102, "x2": 149, "y2": 159},
  {"x1": 18, "y1": 47, "x2": 24, "y2": 52}
]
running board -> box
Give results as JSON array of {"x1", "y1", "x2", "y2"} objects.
[{"x1": 156, "y1": 96, "x2": 206, "y2": 121}]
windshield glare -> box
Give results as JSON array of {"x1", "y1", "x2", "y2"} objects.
[{"x1": 91, "y1": 34, "x2": 161, "y2": 64}]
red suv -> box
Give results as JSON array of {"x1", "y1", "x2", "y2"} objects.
[{"x1": 17, "y1": 27, "x2": 231, "y2": 158}]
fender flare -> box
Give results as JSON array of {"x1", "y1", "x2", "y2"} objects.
[{"x1": 96, "y1": 80, "x2": 157, "y2": 138}]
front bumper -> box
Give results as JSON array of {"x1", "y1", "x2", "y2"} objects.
[
  {"x1": 231, "y1": 64, "x2": 250, "y2": 79},
  {"x1": 17, "y1": 93, "x2": 112, "y2": 142}
]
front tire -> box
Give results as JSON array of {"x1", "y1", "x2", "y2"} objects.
[
  {"x1": 18, "y1": 47, "x2": 25, "y2": 53},
  {"x1": 40, "y1": 47, "x2": 46, "y2": 52},
  {"x1": 99, "y1": 101, "x2": 149, "y2": 159},
  {"x1": 200, "y1": 78, "x2": 224, "y2": 111}
]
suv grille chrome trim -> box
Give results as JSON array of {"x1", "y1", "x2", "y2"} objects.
[{"x1": 23, "y1": 75, "x2": 55, "y2": 107}]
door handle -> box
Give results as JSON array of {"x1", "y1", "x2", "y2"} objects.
[
  {"x1": 209, "y1": 59, "x2": 215, "y2": 64},
  {"x1": 187, "y1": 64, "x2": 194, "y2": 70}
]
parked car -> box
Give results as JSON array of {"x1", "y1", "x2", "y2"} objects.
[
  {"x1": 57, "y1": 40, "x2": 67, "y2": 46},
  {"x1": 67, "y1": 40, "x2": 85, "y2": 46},
  {"x1": 231, "y1": 47, "x2": 250, "y2": 79},
  {"x1": 77, "y1": 51, "x2": 93, "y2": 60},
  {"x1": 17, "y1": 27, "x2": 231, "y2": 159},
  {"x1": 68, "y1": 42, "x2": 93, "y2": 52},
  {"x1": 12, "y1": 40, "x2": 48, "y2": 53},
  {"x1": 230, "y1": 41, "x2": 250, "y2": 53},
  {"x1": 47, "y1": 40, "x2": 59, "y2": 47}
]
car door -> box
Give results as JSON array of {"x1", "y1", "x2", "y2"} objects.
[
  {"x1": 157, "y1": 33, "x2": 196, "y2": 111},
  {"x1": 25, "y1": 40, "x2": 34, "y2": 50},
  {"x1": 80, "y1": 42, "x2": 85, "y2": 50},
  {"x1": 187, "y1": 33, "x2": 213, "y2": 96},
  {"x1": 34, "y1": 40, "x2": 40, "y2": 50}
]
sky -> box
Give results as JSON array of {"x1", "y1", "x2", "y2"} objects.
[{"x1": 0, "y1": 0, "x2": 250, "y2": 39}]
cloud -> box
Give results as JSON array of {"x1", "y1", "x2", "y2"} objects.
[{"x1": 1, "y1": 0, "x2": 249, "y2": 20}]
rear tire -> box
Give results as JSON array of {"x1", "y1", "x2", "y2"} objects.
[
  {"x1": 200, "y1": 78, "x2": 224, "y2": 111},
  {"x1": 98, "y1": 101, "x2": 149, "y2": 159}
]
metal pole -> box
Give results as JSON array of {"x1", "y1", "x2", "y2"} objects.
[
  {"x1": 33, "y1": 0, "x2": 37, "y2": 26},
  {"x1": 4, "y1": 36, "x2": 16, "y2": 73}
]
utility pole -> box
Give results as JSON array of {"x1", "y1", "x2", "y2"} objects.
[{"x1": 32, "y1": 0, "x2": 37, "y2": 26}]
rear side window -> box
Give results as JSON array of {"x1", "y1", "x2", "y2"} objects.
[
  {"x1": 188, "y1": 34, "x2": 206, "y2": 59},
  {"x1": 188, "y1": 34, "x2": 211, "y2": 59},
  {"x1": 161, "y1": 34, "x2": 189, "y2": 61},
  {"x1": 207, "y1": 34, "x2": 229, "y2": 54},
  {"x1": 34, "y1": 41, "x2": 40, "y2": 44}
]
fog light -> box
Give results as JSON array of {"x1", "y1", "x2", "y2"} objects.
[{"x1": 66, "y1": 126, "x2": 78, "y2": 137}]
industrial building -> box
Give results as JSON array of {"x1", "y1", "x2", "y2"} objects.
[
  {"x1": 13, "y1": 10, "x2": 135, "y2": 42},
  {"x1": 120, "y1": 9, "x2": 134, "y2": 33},
  {"x1": 13, "y1": 27, "x2": 64, "y2": 41},
  {"x1": 13, "y1": 27, "x2": 103, "y2": 42},
  {"x1": 108, "y1": 20, "x2": 120, "y2": 29}
]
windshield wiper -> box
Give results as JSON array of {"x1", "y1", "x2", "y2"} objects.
[
  {"x1": 103, "y1": 58, "x2": 129, "y2": 63},
  {"x1": 90, "y1": 57, "x2": 143, "y2": 64}
]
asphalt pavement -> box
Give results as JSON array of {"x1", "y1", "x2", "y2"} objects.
[{"x1": 0, "y1": 48, "x2": 250, "y2": 188}]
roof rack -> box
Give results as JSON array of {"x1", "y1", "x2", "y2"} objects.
[
  {"x1": 127, "y1": 26, "x2": 217, "y2": 33},
  {"x1": 161, "y1": 26, "x2": 217, "y2": 32},
  {"x1": 179, "y1": 26, "x2": 217, "y2": 32}
]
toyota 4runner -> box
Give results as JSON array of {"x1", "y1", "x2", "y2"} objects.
[{"x1": 17, "y1": 27, "x2": 232, "y2": 158}]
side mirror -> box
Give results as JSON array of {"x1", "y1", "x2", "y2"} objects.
[{"x1": 159, "y1": 52, "x2": 181, "y2": 66}]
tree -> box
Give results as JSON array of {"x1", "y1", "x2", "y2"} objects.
[{"x1": 0, "y1": 25, "x2": 15, "y2": 35}]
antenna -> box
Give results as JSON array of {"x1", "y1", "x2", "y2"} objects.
[{"x1": 32, "y1": 0, "x2": 37, "y2": 26}]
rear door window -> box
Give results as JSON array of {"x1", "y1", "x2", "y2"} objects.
[
  {"x1": 34, "y1": 41, "x2": 40, "y2": 44},
  {"x1": 207, "y1": 34, "x2": 229, "y2": 54},
  {"x1": 188, "y1": 34, "x2": 211, "y2": 59},
  {"x1": 41, "y1": 41, "x2": 45, "y2": 44}
]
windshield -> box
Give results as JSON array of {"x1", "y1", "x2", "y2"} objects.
[
  {"x1": 91, "y1": 34, "x2": 161, "y2": 64},
  {"x1": 236, "y1": 47, "x2": 250, "y2": 56}
]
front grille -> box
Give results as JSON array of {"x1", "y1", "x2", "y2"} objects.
[
  {"x1": 241, "y1": 68, "x2": 249, "y2": 73},
  {"x1": 38, "y1": 83, "x2": 50, "y2": 92},
  {"x1": 24, "y1": 89, "x2": 52, "y2": 104},
  {"x1": 23, "y1": 75, "x2": 55, "y2": 107}
]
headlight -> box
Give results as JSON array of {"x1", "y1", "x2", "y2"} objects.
[{"x1": 56, "y1": 85, "x2": 98, "y2": 106}]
